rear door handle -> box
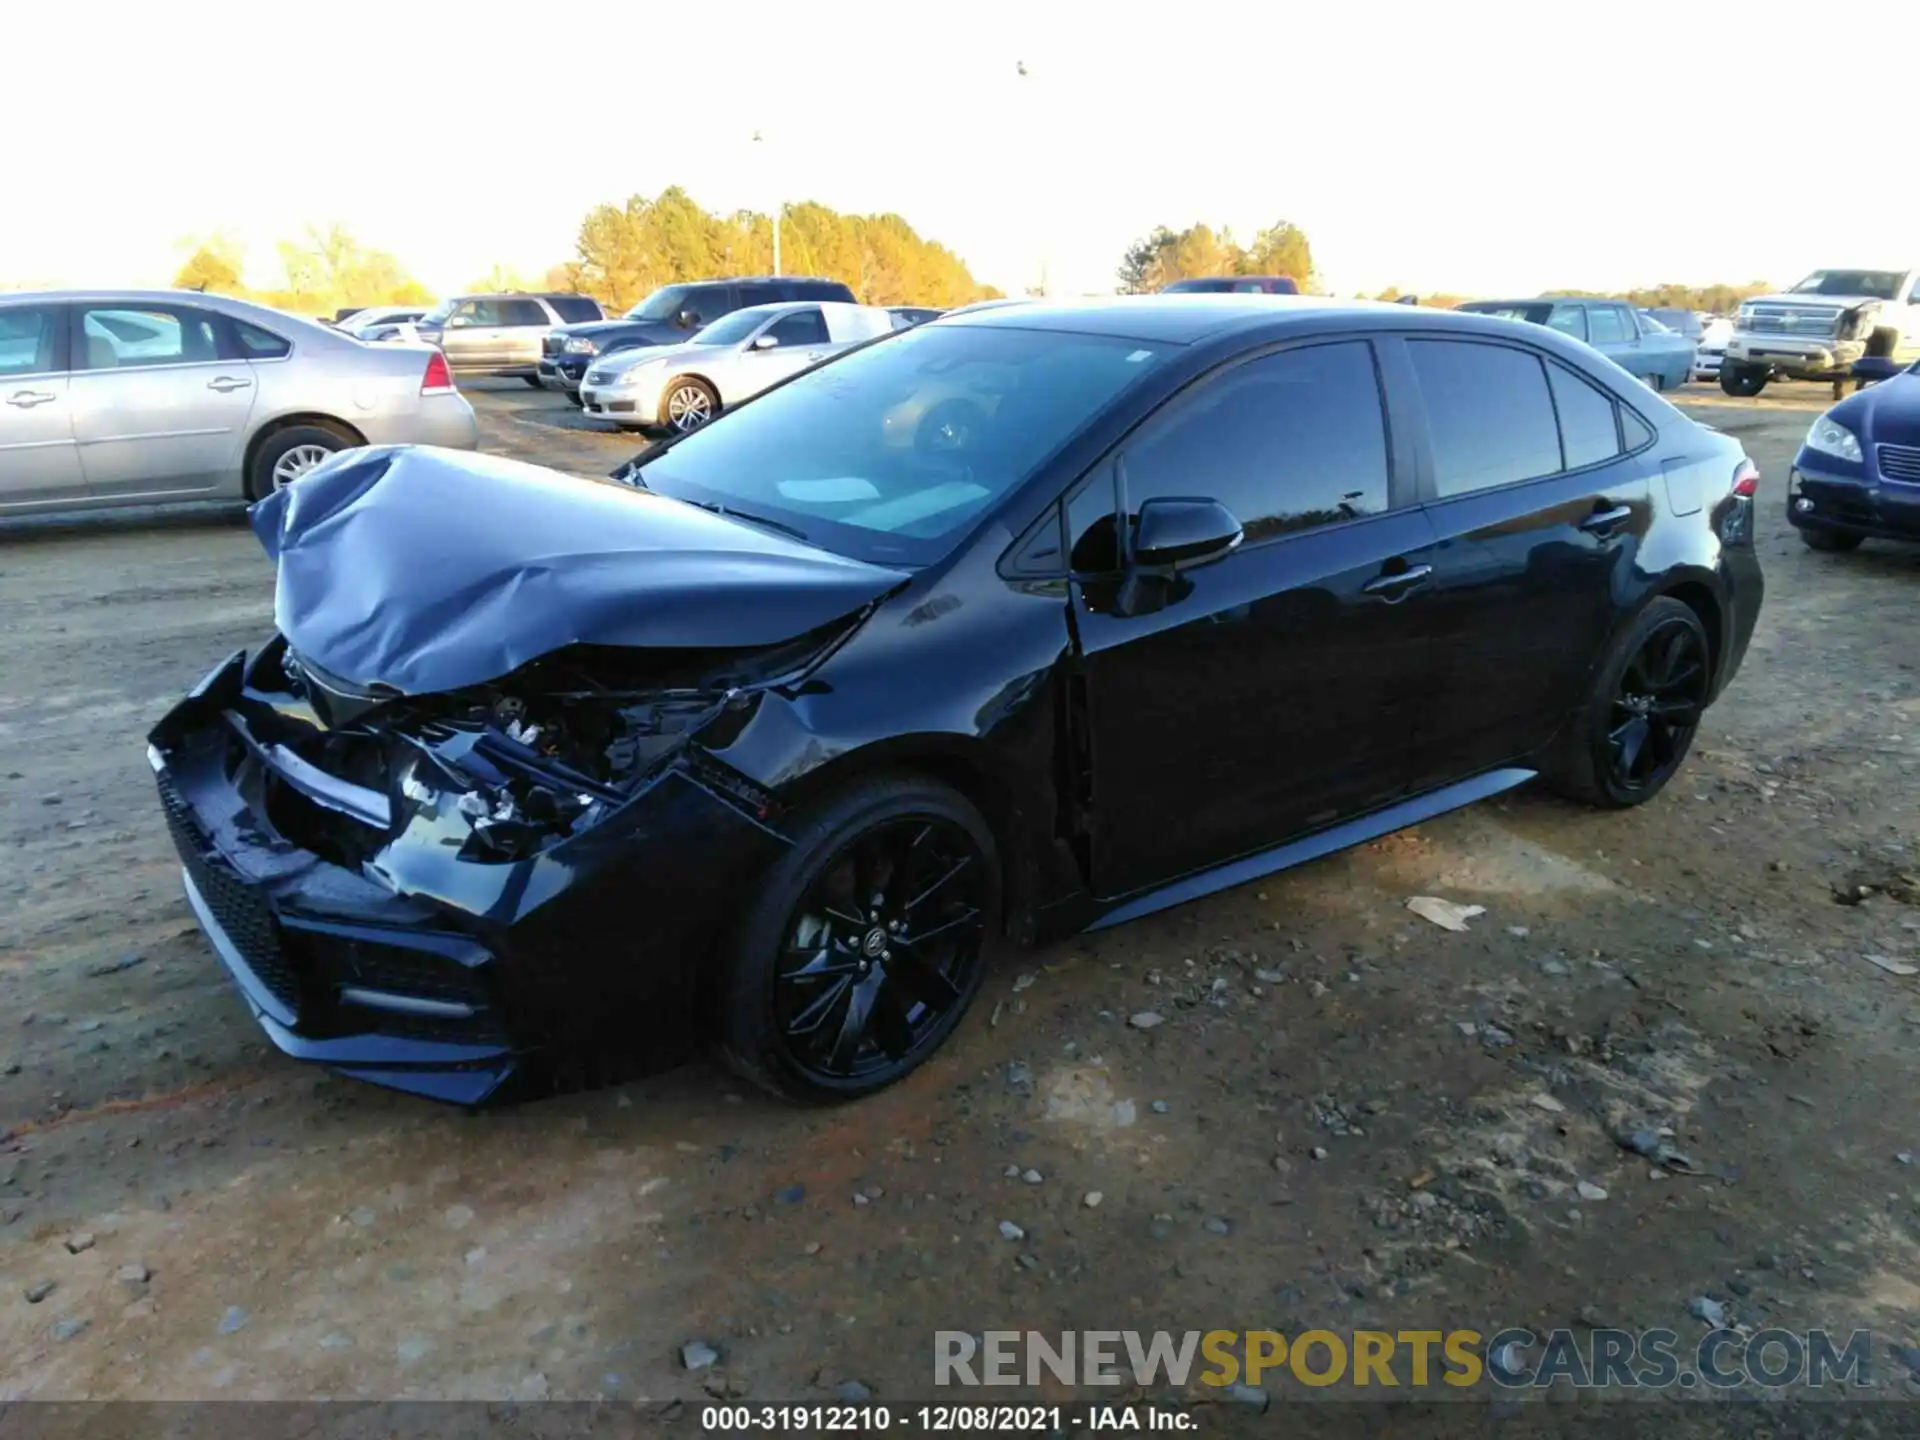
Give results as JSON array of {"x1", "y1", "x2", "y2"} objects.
[
  {"x1": 1362, "y1": 562, "x2": 1433, "y2": 601},
  {"x1": 207, "y1": 377, "x2": 252, "y2": 393},
  {"x1": 1580, "y1": 503, "x2": 1634, "y2": 535},
  {"x1": 5, "y1": 390, "x2": 56, "y2": 408}
]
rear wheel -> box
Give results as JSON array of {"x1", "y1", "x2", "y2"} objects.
[
  {"x1": 1547, "y1": 597, "x2": 1711, "y2": 810},
  {"x1": 713, "y1": 775, "x2": 998, "y2": 1102},
  {"x1": 246, "y1": 424, "x2": 351, "y2": 502},
  {"x1": 1800, "y1": 527, "x2": 1863, "y2": 553},
  {"x1": 1641, "y1": 370, "x2": 1663, "y2": 392},
  {"x1": 1719, "y1": 364, "x2": 1767, "y2": 398}
]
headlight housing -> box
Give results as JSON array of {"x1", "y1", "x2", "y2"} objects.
[
  {"x1": 563, "y1": 336, "x2": 599, "y2": 355},
  {"x1": 1804, "y1": 414, "x2": 1863, "y2": 464}
]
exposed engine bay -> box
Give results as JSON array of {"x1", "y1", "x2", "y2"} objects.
[{"x1": 232, "y1": 627, "x2": 843, "y2": 866}]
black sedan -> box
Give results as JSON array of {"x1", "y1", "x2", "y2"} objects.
[{"x1": 148, "y1": 298, "x2": 1764, "y2": 1106}]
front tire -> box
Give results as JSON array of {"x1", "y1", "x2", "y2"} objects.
[
  {"x1": 246, "y1": 424, "x2": 351, "y2": 502},
  {"x1": 522, "y1": 375, "x2": 544, "y2": 389},
  {"x1": 660, "y1": 377, "x2": 719, "y2": 433},
  {"x1": 1719, "y1": 364, "x2": 1767, "y2": 398},
  {"x1": 1800, "y1": 527, "x2": 1863, "y2": 553},
  {"x1": 1546, "y1": 597, "x2": 1711, "y2": 810},
  {"x1": 713, "y1": 775, "x2": 999, "y2": 1103}
]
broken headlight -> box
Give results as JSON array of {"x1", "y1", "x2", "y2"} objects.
[{"x1": 393, "y1": 688, "x2": 731, "y2": 862}]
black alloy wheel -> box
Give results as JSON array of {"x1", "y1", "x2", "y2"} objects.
[
  {"x1": 1547, "y1": 596, "x2": 1710, "y2": 810},
  {"x1": 1605, "y1": 617, "x2": 1709, "y2": 797},
  {"x1": 714, "y1": 776, "x2": 998, "y2": 1101}
]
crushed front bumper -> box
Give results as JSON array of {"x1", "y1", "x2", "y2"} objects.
[
  {"x1": 537, "y1": 355, "x2": 592, "y2": 392},
  {"x1": 1725, "y1": 334, "x2": 1866, "y2": 380},
  {"x1": 147, "y1": 648, "x2": 787, "y2": 1104}
]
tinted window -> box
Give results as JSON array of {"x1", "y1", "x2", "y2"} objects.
[
  {"x1": 500, "y1": 299, "x2": 549, "y2": 326},
  {"x1": 232, "y1": 320, "x2": 291, "y2": 359},
  {"x1": 76, "y1": 306, "x2": 220, "y2": 369},
  {"x1": 0, "y1": 305, "x2": 62, "y2": 376},
  {"x1": 1408, "y1": 340, "x2": 1560, "y2": 496},
  {"x1": 1114, "y1": 341, "x2": 1390, "y2": 552},
  {"x1": 1587, "y1": 307, "x2": 1630, "y2": 344},
  {"x1": 682, "y1": 287, "x2": 730, "y2": 323},
  {"x1": 765, "y1": 309, "x2": 829, "y2": 347},
  {"x1": 1546, "y1": 305, "x2": 1587, "y2": 341},
  {"x1": 548, "y1": 295, "x2": 600, "y2": 322},
  {"x1": 739, "y1": 283, "x2": 782, "y2": 305},
  {"x1": 1547, "y1": 362, "x2": 1619, "y2": 470}
]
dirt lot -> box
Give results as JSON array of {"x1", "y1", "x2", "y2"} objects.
[{"x1": 2, "y1": 379, "x2": 1918, "y2": 1408}]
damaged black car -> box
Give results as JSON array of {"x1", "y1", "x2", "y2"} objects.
[{"x1": 149, "y1": 297, "x2": 1764, "y2": 1106}]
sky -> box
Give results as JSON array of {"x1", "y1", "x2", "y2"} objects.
[{"x1": 9, "y1": 1, "x2": 1919, "y2": 302}]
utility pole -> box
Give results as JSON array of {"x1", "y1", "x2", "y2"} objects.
[
  {"x1": 752, "y1": 130, "x2": 781, "y2": 276},
  {"x1": 1016, "y1": 61, "x2": 1047, "y2": 297}
]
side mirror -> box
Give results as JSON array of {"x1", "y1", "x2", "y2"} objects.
[
  {"x1": 1130, "y1": 497, "x2": 1244, "y2": 570},
  {"x1": 676, "y1": 310, "x2": 699, "y2": 329},
  {"x1": 751, "y1": 333, "x2": 780, "y2": 350}
]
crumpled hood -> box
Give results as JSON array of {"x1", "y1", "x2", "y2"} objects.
[{"x1": 249, "y1": 446, "x2": 909, "y2": 696}]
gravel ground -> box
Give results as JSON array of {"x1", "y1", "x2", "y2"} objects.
[{"x1": 2, "y1": 379, "x2": 1918, "y2": 1408}]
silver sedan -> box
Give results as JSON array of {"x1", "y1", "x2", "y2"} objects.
[
  {"x1": 0, "y1": 289, "x2": 478, "y2": 516},
  {"x1": 579, "y1": 301, "x2": 898, "y2": 433}
]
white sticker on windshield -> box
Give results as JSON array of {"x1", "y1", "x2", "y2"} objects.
[{"x1": 1126, "y1": 350, "x2": 1153, "y2": 363}]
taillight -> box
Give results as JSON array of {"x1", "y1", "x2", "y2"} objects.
[
  {"x1": 1731, "y1": 459, "x2": 1759, "y2": 498},
  {"x1": 421, "y1": 351, "x2": 454, "y2": 395}
]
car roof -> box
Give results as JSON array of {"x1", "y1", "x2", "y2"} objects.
[
  {"x1": 940, "y1": 294, "x2": 1488, "y2": 344},
  {"x1": 0, "y1": 288, "x2": 347, "y2": 335}
]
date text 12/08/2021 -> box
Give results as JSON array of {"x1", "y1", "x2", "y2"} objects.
[{"x1": 698, "y1": 1406, "x2": 1193, "y2": 1431}]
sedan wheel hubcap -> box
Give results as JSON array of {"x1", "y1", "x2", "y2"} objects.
[
  {"x1": 667, "y1": 387, "x2": 711, "y2": 430},
  {"x1": 1607, "y1": 621, "x2": 1707, "y2": 791},
  {"x1": 775, "y1": 817, "x2": 986, "y2": 1083},
  {"x1": 273, "y1": 443, "x2": 335, "y2": 488}
]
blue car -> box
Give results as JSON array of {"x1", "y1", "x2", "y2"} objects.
[
  {"x1": 1788, "y1": 359, "x2": 1920, "y2": 552},
  {"x1": 1458, "y1": 298, "x2": 1695, "y2": 392}
]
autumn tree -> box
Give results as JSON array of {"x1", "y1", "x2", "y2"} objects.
[
  {"x1": 570, "y1": 187, "x2": 999, "y2": 311},
  {"x1": 261, "y1": 224, "x2": 431, "y2": 315},
  {"x1": 173, "y1": 239, "x2": 245, "y2": 294},
  {"x1": 1114, "y1": 220, "x2": 1316, "y2": 292}
]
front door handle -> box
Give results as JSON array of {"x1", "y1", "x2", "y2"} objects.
[
  {"x1": 207, "y1": 377, "x2": 252, "y2": 393},
  {"x1": 1362, "y1": 562, "x2": 1433, "y2": 602},
  {"x1": 1580, "y1": 503, "x2": 1634, "y2": 536},
  {"x1": 5, "y1": 390, "x2": 56, "y2": 409}
]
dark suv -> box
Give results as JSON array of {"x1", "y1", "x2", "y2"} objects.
[
  {"x1": 1160, "y1": 276, "x2": 1300, "y2": 295},
  {"x1": 539, "y1": 276, "x2": 858, "y2": 398}
]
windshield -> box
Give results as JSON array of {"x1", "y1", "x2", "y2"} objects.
[
  {"x1": 626, "y1": 284, "x2": 697, "y2": 322},
  {"x1": 636, "y1": 324, "x2": 1168, "y2": 565},
  {"x1": 689, "y1": 308, "x2": 770, "y2": 346},
  {"x1": 1789, "y1": 270, "x2": 1903, "y2": 300}
]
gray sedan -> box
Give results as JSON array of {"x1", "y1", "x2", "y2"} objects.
[{"x1": 0, "y1": 290, "x2": 478, "y2": 516}]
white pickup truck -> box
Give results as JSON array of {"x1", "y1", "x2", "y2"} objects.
[{"x1": 1720, "y1": 267, "x2": 1920, "y2": 398}]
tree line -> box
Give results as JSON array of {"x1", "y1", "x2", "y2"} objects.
[
  {"x1": 1114, "y1": 225, "x2": 1774, "y2": 316},
  {"x1": 166, "y1": 188, "x2": 1001, "y2": 318},
  {"x1": 1115, "y1": 222, "x2": 1316, "y2": 293}
]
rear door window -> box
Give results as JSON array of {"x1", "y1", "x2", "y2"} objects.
[
  {"x1": 500, "y1": 299, "x2": 550, "y2": 326},
  {"x1": 1407, "y1": 339, "x2": 1561, "y2": 495},
  {"x1": 548, "y1": 295, "x2": 601, "y2": 322},
  {"x1": 75, "y1": 305, "x2": 221, "y2": 369},
  {"x1": 0, "y1": 304, "x2": 66, "y2": 376}
]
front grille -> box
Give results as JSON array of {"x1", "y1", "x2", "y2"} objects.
[
  {"x1": 1745, "y1": 305, "x2": 1841, "y2": 339},
  {"x1": 1878, "y1": 444, "x2": 1920, "y2": 484},
  {"x1": 156, "y1": 773, "x2": 304, "y2": 1017}
]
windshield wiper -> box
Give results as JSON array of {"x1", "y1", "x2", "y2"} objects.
[{"x1": 678, "y1": 497, "x2": 811, "y2": 544}]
